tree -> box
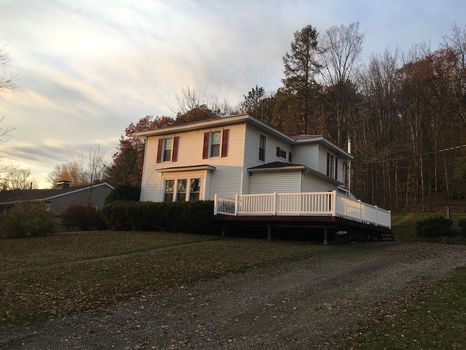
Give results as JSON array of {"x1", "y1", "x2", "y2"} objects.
[
  {"x1": 0, "y1": 165, "x2": 37, "y2": 190},
  {"x1": 175, "y1": 104, "x2": 218, "y2": 125},
  {"x1": 106, "y1": 116, "x2": 174, "y2": 186},
  {"x1": 48, "y1": 160, "x2": 88, "y2": 187},
  {"x1": 320, "y1": 22, "x2": 364, "y2": 145},
  {"x1": 283, "y1": 25, "x2": 321, "y2": 134},
  {"x1": 0, "y1": 49, "x2": 14, "y2": 145},
  {"x1": 0, "y1": 49, "x2": 13, "y2": 92},
  {"x1": 240, "y1": 85, "x2": 267, "y2": 119}
]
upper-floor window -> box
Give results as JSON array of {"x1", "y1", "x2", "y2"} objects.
[
  {"x1": 327, "y1": 153, "x2": 336, "y2": 179},
  {"x1": 203, "y1": 129, "x2": 229, "y2": 159},
  {"x1": 259, "y1": 134, "x2": 266, "y2": 161},
  {"x1": 162, "y1": 138, "x2": 173, "y2": 162},
  {"x1": 210, "y1": 131, "x2": 221, "y2": 157}
]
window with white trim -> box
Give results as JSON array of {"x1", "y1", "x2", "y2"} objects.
[
  {"x1": 162, "y1": 138, "x2": 173, "y2": 162},
  {"x1": 279, "y1": 149, "x2": 287, "y2": 159},
  {"x1": 259, "y1": 134, "x2": 266, "y2": 161},
  {"x1": 176, "y1": 179, "x2": 187, "y2": 202},
  {"x1": 210, "y1": 131, "x2": 221, "y2": 157},
  {"x1": 189, "y1": 178, "x2": 200, "y2": 201},
  {"x1": 164, "y1": 180, "x2": 174, "y2": 202},
  {"x1": 329, "y1": 154, "x2": 336, "y2": 178}
]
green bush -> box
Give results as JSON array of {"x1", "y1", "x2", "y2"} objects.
[
  {"x1": 416, "y1": 216, "x2": 452, "y2": 238},
  {"x1": 105, "y1": 184, "x2": 141, "y2": 204},
  {"x1": 0, "y1": 202, "x2": 57, "y2": 238},
  {"x1": 458, "y1": 219, "x2": 466, "y2": 236},
  {"x1": 61, "y1": 204, "x2": 106, "y2": 231},
  {"x1": 103, "y1": 200, "x2": 219, "y2": 234}
]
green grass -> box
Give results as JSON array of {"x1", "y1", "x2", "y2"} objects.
[
  {"x1": 392, "y1": 211, "x2": 466, "y2": 242},
  {"x1": 350, "y1": 266, "x2": 466, "y2": 349},
  {"x1": 0, "y1": 230, "x2": 333, "y2": 325}
]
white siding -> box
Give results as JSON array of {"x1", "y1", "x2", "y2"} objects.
[
  {"x1": 301, "y1": 172, "x2": 336, "y2": 192},
  {"x1": 317, "y1": 144, "x2": 346, "y2": 184},
  {"x1": 243, "y1": 124, "x2": 293, "y2": 194},
  {"x1": 249, "y1": 171, "x2": 301, "y2": 194},
  {"x1": 292, "y1": 144, "x2": 319, "y2": 169},
  {"x1": 141, "y1": 123, "x2": 246, "y2": 201}
]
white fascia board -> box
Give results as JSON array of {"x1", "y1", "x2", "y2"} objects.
[
  {"x1": 43, "y1": 183, "x2": 115, "y2": 201},
  {"x1": 134, "y1": 115, "x2": 250, "y2": 137}
]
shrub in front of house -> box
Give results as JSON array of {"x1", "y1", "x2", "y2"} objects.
[
  {"x1": 105, "y1": 184, "x2": 141, "y2": 204},
  {"x1": 0, "y1": 202, "x2": 57, "y2": 238},
  {"x1": 416, "y1": 216, "x2": 453, "y2": 238},
  {"x1": 61, "y1": 204, "x2": 106, "y2": 231},
  {"x1": 102, "y1": 200, "x2": 219, "y2": 234},
  {"x1": 458, "y1": 219, "x2": 466, "y2": 236}
]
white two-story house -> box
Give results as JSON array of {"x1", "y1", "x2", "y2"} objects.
[{"x1": 137, "y1": 114, "x2": 391, "y2": 232}]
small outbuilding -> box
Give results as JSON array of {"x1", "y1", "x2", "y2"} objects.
[{"x1": 0, "y1": 181, "x2": 114, "y2": 215}]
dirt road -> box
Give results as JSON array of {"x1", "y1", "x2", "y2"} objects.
[{"x1": 1, "y1": 242, "x2": 465, "y2": 349}]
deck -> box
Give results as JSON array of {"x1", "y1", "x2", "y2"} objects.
[{"x1": 213, "y1": 191, "x2": 391, "y2": 232}]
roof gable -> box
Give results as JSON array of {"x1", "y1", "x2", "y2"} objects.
[{"x1": 0, "y1": 183, "x2": 114, "y2": 205}]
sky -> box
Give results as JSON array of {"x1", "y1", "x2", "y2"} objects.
[{"x1": 0, "y1": 0, "x2": 465, "y2": 188}]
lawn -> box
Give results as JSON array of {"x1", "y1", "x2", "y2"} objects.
[
  {"x1": 0, "y1": 231, "x2": 330, "y2": 325},
  {"x1": 350, "y1": 266, "x2": 466, "y2": 349}
]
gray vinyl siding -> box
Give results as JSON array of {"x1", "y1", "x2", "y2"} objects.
[
  {"x1": 47, "y1": 185, "x2": 113, "y2": 215},
  {"x1": 292, "y1": 144, "x2": 319, "y2": 169},
  {"x1": 243, "y1": 124, "x2": 293, "y2": 194},
  {"x1": 209, "y1": 165, "x2": 243, "y2": 199},
  {"x1": 301, "y1": 172, "x2": 336, "y2": 192},
  {"x1": 249, "y1": 171, "x2": 301, "y2": 194}
]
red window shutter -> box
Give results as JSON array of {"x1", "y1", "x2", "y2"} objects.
[
  {"x1": 335, "y1": 157, "x2": 338, "y2": 179},
  {"x1": 326, "y1": 152, "x2": 330, "y2": 176},
  {"x1": 221, "y1": 129, "x2": 229, "y2": 157},
  {"x1": 289, "y1": 152, "x2": 293, "y2": 162},
  {"x1": 276, "y1": 146, "x2": 280, "y2": 157},
  {"x1": 156, "y1": 138, "x2": 163, "y2": 163},
  {"x1": 172, "y1": 136, "x2": 179, "y2": 162},
  {"x1": 202, "y1": 132, "x2": 210, "y2": 159}
]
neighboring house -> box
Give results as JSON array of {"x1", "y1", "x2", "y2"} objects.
[
  {"x1": 0, "y1": 181, "x2": 114, "y2": 215},
  {"x1": 137, "y1": 114, "x2": 391, "y2": 235}
]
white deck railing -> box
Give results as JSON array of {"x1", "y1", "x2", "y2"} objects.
[{"x1": 214, "y1": 191, "x2": 391, "y2": 229}]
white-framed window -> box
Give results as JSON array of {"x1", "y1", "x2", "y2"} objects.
[
  {"x1": 162, "y1": 138, "x2": 173, "y2": 162},
  {"x1": 209, "y1": 131, "x2": 221, "y2": 157},
  {"x1": 259, "y1": 134, "x2": 266, "y2": 161},
  {"x1": 329, "y1": 154, "x2": 336, "y2": 178},
  {"x1": 163, "y1": 177, "x2": 203, "y2": 202},
  {"x1": 176, "y1": 179, "x2": 187, "y2": 201},
  {"x1": 163, "y1": 179, "x2": 174, "y2": 202},
  {"x1": 189, "y1": 178, "x2": 201, "y2": 201},
  {"x1": 279, "y1": 149, "x2": 287, "y2": 159}
]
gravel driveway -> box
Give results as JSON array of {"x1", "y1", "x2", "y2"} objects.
[{"x1": 1, "y1": 242, "x2": 465, "y2": 349}]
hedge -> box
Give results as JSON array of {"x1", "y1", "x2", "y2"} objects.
[
  {"x1": 416, "y1": 216, "x2": 452, "y2": 237},
  {"x1": 102, "y1": 200, "x2": 220, "y2": 234},
  {"x1": 61, "y1": 204, "x2": 106, "y2": 231},
  {"x1": 0, "y1": 202, "x2": 57, "y2": 238}
]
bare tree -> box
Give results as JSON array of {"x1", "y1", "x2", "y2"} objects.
[
  {"x1": 0, "y1": 49, "x2": 14, "y2": 145},
  {"x1": 0, "y1": 165, "x2": 37, "y2": 190},
  {"x1": 48, "y1": 160, "x2": 88, "y2": 187},
  {"x1": 86, "y1": 145, "x2": 107, "y2": 206},
  {"x1": 0, "y1": 49, "x2": 13, "y2": 92},
  {"x1": 319, "y1": 22, "x2": 364, "y2": 145},
  {"x1": 86, "y1": 145, "x2": 106, "y2": 185}
]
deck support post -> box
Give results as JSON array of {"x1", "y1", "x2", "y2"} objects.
[
  {"x1": 323, "y1": 227, "x2": 328, "y2": 245},
  {"x1": 267, "y1": 224, "x2": 272, "y2": 241},
  {"x1": 221, "y1": 225, "x2": 227, "y2": 237}
]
